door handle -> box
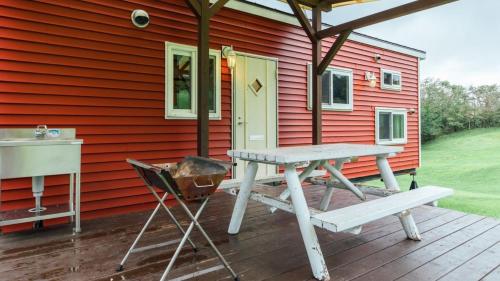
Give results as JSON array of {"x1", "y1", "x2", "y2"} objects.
[{"x1": 237, "y1": 121, "x2": 248, "y2": 125}]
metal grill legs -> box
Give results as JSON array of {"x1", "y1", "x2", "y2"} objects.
[
  {"x1": 159, "y1": 197, "x2": 238, "y2": 281},
  {"x1": 116, "y1": 192, "x2": 197, "y2": 272},
  {"x1": 117, "y1": 193, "x2": 238, "y2": 281}
]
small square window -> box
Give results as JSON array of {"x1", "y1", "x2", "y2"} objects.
[
  {"x1": 375, "y1": 108, "x2": 407, "y2": 145},
  {"x1": 251, "y1": 79, "x2": 263, "y2": 94},
  {"x1": 308, "y1": 65, "x2": 353, "y2": 111},
  {"x1": 381, "y1": 69, "x2": 402, "y2": 91}
]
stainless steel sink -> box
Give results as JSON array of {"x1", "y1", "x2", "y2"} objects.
[{"x1": 0, "y1": 127, "x2": 83, "y2": 232}]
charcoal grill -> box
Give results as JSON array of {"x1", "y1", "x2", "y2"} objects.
[
  {"x1": 117, "y1": 157, "x2": 238, "y2": 281},
  {"x1": 154, "y1": 156, "x2": 233, "y2": 201}
]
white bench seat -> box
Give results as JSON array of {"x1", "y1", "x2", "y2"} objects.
[{"x1": 311, "y1": 186, "x2": 453, "y2": 233}]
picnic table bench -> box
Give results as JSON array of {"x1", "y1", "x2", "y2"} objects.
[{"x1": 220, "y1": 143, "x2": 453, "y2": 281}]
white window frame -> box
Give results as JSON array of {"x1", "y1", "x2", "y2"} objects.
[
  {"x1": 165, "y1": 42, "x2": 221, "y2": 120},
  {"x1": 375, "y1": 107, "x2": 408, "y2": 145},
  {"x1": 380, "y1": 68, "x2": 402, "y2": 91},
  {"x1": 307, "y1": 64, "x2": 354, "y2": 111}
]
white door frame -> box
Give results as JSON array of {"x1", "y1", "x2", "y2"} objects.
[{"x1": 231, "y1": 51, "x2": 279, "y2": 179}]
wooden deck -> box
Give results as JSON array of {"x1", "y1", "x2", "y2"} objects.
[{"x1": 1, "y1": 184, "x2": 499, "y2": 281}]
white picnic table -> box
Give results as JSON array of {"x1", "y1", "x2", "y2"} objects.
[{"x1": 223, "y1": 143, "x2": 453, "y2": 281}]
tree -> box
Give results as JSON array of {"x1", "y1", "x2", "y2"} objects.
[{"x1": 421, "y1": 79, "x2": 499, "y2": 142}]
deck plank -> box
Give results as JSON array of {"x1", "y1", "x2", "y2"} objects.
[
  {"x1": 0, "y1": 185, "x2": 497, "y2": 281},
  {"x1": 481, "y1": 265, "x2": 500, "y2": 281},
  {"x1": 437, "y1": 242, "x2": 500, "y2": 281},
  {"x1": 392, "y1": 223, "x2": 500, "y2": 281},
  {"x1": 325, "y1": 213, "x2": 484, "y2": 280},
  {"x1": 352, "y1": 219, "x2": 500, "y2": 281}
]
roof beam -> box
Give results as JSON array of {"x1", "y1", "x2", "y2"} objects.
[
  {"x1": 287, "y1": 0, "x2": 316, "y2": 42},
  {"x1": 209, "y1": 0, "x2": 230, "y2": 17},
  {"x1": 318, "y1": 0, "x2": 348, "y2": 9},
  {"x1": 317, "y1": 30, "x2": 351, "y2": 74},
  {"x1": 295, "y1": 0, "x2": 321, "y2": 7},
  {"x1": 317, "y1": 0, "x2": 458, "y2": 39},
  {"x1": 185, "y1": 0, "x2": 201, "y2": 17}
]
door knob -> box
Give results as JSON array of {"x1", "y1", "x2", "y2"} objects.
[{"x1": 237, "y1": 121, "x2": 248, "y2": 125}]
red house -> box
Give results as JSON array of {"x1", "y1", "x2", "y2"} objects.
[{"x1": 0, "y1": 0, "x2": 426, "y2": 229}]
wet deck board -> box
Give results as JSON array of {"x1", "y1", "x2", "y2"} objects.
[{"x1": 0, "y1": 185, "x2": 498, "y2": 281}]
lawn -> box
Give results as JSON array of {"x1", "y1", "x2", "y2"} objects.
[{"x1": 364, "y1": 127, "x2": 500, "y2": 218}]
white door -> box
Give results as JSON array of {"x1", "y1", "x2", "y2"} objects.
[{"x1": 233, "y1": 54, "x2": 278, "y2": 179}]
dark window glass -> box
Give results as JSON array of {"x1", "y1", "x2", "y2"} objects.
[
  {"x1": 392, "y1": 74, "x2": 401, "y2": 86},
  {"x1": 379, "y1": 112, "x2": 391, "y2": 140},
  {"x1": 173, "y1": 54, "x2": 191, "y2": 110},
  {"x1": 393, "y1": 114, "x2": 405, "y2": 139},
  {"x1": 333, "y1": 73, "x2": 349, "y2": 104},
  {"x1": 208, "y1": 56, "x2": 216, "y2": 113},
  {"x1": 321, "y1": 70, "x2": 332, "y2": 104},
  {"x1": 383, "y1": 72, "x2": 392, "y2": 85}
]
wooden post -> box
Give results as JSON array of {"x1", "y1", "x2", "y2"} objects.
[
  {"x1": 185, "y1": 0, "x2": 230, "y2": 157},
  {"x1": 197, "y1": 0, "x2": 210, "y2": 157},
  {"x1": 311, "y1": 7, "x2": 322, "y2": 145}
]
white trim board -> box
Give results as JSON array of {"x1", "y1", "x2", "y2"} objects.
[{"x1": 222, "y1": 0, "x2": 427, "y2": 59}]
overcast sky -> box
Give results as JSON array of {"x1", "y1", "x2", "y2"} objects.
[{"x1": 249, "y1": 0, "x2": 500, "y2": 86}]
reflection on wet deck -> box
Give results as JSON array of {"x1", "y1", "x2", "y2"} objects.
[{"x1": 1, "y1": 185, "x2": 499, "y2": 281}]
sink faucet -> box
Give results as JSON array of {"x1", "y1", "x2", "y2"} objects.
[{"x1": 34, "y1": 125, "x2": 48, "y2": 139}]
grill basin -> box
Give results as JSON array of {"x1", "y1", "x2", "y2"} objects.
[{"x1": 155, "y1": 156, "x2": 232, "y2": 201}]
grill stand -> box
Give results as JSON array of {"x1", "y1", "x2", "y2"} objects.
[{"x1": 117, "y1": 163, "x2": 239, "y2": 281}]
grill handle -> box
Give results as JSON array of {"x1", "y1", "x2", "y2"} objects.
[{"x1": 192, "y1": 176, "x2": 215, "y2": 188}]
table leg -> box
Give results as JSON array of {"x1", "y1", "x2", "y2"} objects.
[
  {"x1": 399, "y1": 210, "x2": 422, "y2": 240},
  {"x1": 69, "y1": 173, "x2": 74, "y2": 223},
  {"x1": 322, "y1": 161, "x2": 365, "y2": 201},
  {"x1": 270, "y1": 160, "x2": 320, "y2": 213},
  {"x1": 376, "y1": 156, "x2": 400, "y2": 191},
  {"x1": 285, "y1": 164, "x2": 330, "y2": 281},
  {"x1": 228, "y1": 161, "x2": 258, "y2": 235},
  {"x1": 74, "y1": 172, "x2": 81, "y2": 233},
  {"x1": 319, "y1": 159, "x2": 346, "y2": 211}
]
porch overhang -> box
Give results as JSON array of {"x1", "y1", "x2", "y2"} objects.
[{"x1": 184, "y1": 0, "x2": 458, "y2": 156}]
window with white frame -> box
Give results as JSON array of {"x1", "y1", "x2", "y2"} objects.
[
  {"x1": 375, "y1": 108, "x2": 407, "y2": 145},
  {"x1": 307, "y1": 65, "x2": 353, "y2": 111},
  {"x1": 165, "y1": 42, "x2": 221, "y2": 119},
  {"x1": 380, "y1": 68, "x2": 402, "y2": 91}
]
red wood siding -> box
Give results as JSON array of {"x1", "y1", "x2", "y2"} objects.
[{"x1": 0, "y1": 0, "x2": 420, "y2": 230}]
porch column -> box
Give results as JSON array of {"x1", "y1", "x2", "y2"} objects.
[
  {"x1": 197, "y1": 0, "x2": 210, "y2": 157},
  {"x1": 311, "y1": 7, "x2": 322, "y2": 145},
  {"x1": 185, "y1": 0, "x2": 231, "y2": 157}
]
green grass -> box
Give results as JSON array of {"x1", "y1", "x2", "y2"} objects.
[{"x1": 365, "y1": 128, "x2": 500, "y2": 218}]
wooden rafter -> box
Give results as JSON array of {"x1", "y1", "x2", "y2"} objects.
[
  {"x1": 287, "y1": 0, "x2": 316, "y2": 41},
  {"x1": 209, "y1": 0, "x2": 231, "y2": 17},
  {"x1": 185, "y1": 0, "x2": 201, "y2": 16},
  {"x1": 294, "y1": 0, "x2": 320, "y2": 7},
  {"x1": 317, "y1": 0, "x2": 458, "y2": 39},
  {"x1": 317, "y1": 30, "x2": 351, "y2": 75}
]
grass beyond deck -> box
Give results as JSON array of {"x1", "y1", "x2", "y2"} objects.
[{"x1": 365, "y1": 128, "x2": 500, "y2": 218}]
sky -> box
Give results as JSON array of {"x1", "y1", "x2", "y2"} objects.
[{"x1": 248, "y1": 0, "x2": 500, "y2": 86}]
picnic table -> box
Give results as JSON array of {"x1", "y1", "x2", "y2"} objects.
[{"x1": 222, "y1": 144, "x2": 453, "y2": 281}]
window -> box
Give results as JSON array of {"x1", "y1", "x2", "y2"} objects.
[
  {"x1": 375, "y1": 108, "x2": 407, "y2": 145},
  {"x1": 380, "y1": 68, "x2": 402, "y2": 91},
  {"x1": 165, "y1": 42, "x2": 221, "y2": 119},
  {"x1": 308, "y1": 65, "x2": 353, "y2": 111}
]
